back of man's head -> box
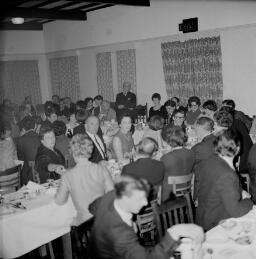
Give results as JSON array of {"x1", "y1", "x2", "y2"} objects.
[
  {"x1": 19, "y1": 116, "x2": 36, "y2": 131},
  {"x1": 137, "y1": 137, "x2": 158, "y2": 157},
  {"x1": 195, "y1": 116, "x2": 214, "y2": 133}
]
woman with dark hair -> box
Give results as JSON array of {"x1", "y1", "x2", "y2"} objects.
[
  {"x1": 35, "y1": 126, "x2": 65, "y2": 183},
  {"x1": 111, "y1": 114, "x2": 134, "y2": 161},
  {"x1": 196, "y1": 129, "x2": 253, "y2": 231},
  {"x1": 186, "y1": 96, "x2": 201, "y2": 125},
  {"x1": 148, "y1": 93, "x2": 165, "y2": 119},
  {"x1": 161, "y1": 125, "x2": 195, "y2": 202},
  {"x1": 0, "y1": 120, "x2": 17, "y2": 171},
  {"x1": 164, "y1": 100, "x2": 177, "y2": 124},
  {"x1": 84, "y1": 97, "x2": 94, "y2": 114},
  {"x1": 142, "y1": 115, "x2": 164, "y2": 149}
]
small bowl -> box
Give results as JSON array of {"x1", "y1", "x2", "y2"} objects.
[{"x1": 219, "y1": 219, "x2": 237, "y2": 230}]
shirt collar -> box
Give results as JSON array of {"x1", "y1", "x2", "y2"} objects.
[
  {"x1": 219, "y1": 154, "x2": 235, "y2": 170},
  {"x1": 114, "y1": 200, "x2": 133, "y2": 227}
]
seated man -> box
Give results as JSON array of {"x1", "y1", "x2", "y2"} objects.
[
  {"x1": 115, "y1": 81, "x2": 136, "y2": 122},
  {"x1": 122, "y1": 137, "x2": 164, "y2": 188},
  {"x1": 90, "y1": 175, "x2": 204, "y2": 259},
  {"x1": 55, "y1": 134, "x2": 113, "y2": 225},
  {"x1": 186, "y1": 96, "x2": 201, "y2": 125}
]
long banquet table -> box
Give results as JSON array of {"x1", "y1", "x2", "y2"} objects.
[
  {"x1": 203, "y1": 206, "x2": 256, "y2": 259},
  {"x1": 0, "y1": 182, "x2": 76, "y2": 259}
]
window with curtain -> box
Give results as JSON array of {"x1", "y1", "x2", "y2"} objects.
[
  {"x1": 116, "y1": 49, "x2": 137, "y2": 95},
  {"x1": 161, "y1": 36, "x2": 223, "y2": 106},
  {"x1": 96, "y1": 52, "x2": 114, "y2": 101},
  {"x1": 49, "y1": 56, "x2": 80, "y2": 102},
  {"x1": 0, "y1": 60, "x2": 42, "y2": 105}
]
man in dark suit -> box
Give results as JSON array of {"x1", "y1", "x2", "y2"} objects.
[
  {"x1": 90, "y1": 175, "x2": 204, "y2": 259},
  {"x1": 74, "y1": 115, "x2": 107, "y2": 163},
  {"x1": 122, "y1": 137, "x2": 164, "y2": 187},
  {"x1": 191, "y1": 116, "x2": 216, "y2": 200},
  {"x1": 92, "y1": 95, "x2": 103, "y2": 117},
  {"x1": 16, "y1": 116, "x2": 41, "y2": 185},
  {"x1": 115, "y1": 81, "x2": 136, "y2": 122}
]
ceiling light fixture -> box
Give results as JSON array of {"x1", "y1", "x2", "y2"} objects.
[{"x1": 11, "y1": 17, "x2": 25, "y2": 24}]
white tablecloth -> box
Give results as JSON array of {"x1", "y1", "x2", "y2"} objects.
[
  {"x1": 204, "y1": 206, "x2": 256, "y2": 259},
  {"x1": 0, "y1": 188, "x2": 76, "y2": 259}
]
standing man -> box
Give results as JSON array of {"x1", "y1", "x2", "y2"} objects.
[{"x1": 115, "y1": 81, "x2": 136, "y2": 122}]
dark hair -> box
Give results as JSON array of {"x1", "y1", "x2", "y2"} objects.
[
  {"x1": 148, "y1": 115, "x2": 164, "y2": 131},
  {"x1": 0, "y1": 120, "x2": 12, "y2": 140},
  {"x1": 214, "y1": 110, "x2": 233, "y2": 128},
  {"x1": 44, "y1": 101, "x2": 54, "y2": 111},
  {"x1": 94, "y1": 95, "x2": 103, "y2": 101},
  {"x1": 164, "y1": 100, "x2": 176, "y2": 108},
  {"x1": 52, "y1": 94, "x2": 59, "y2": 100},
  {"x1": 76, "y1": 100, "x2": 86, "y2": 110},
  {"x1": 161, "y1": 125, "x2": 187, "y2": 147},
  {"x1": 76, "y1": 109, "x2": 89, "y2": 124},
  {"x1": 202, "y1": 100, "x2": 217, "y2": 112},
  {"x1": 119, "y1": 114, "x2": 132, "y2": 125},
  {"x1": 115, "y1": 175, "x2": 150, "y2": 198},
  {"x1": 222, "y1": 99, "x2": 236, "y2": 110},
  {"x1": 151, "y1": 93, "x2": 161, "y2": 101},
  {"x1": 137, "y1": 137, "x2": 158, "y2": 156},
  {"x1": 52, "y1": 120, "x2": 66, "y2": 136},
  {"x1": 214, "y1": 129, "x2": 240, "y2": 157},
  {"x1": 45, "y1": 107, "x2": 57, "y2": 118},
  {"x1": 19, "y1": 116, "x2": 36, "y2": 131},
  {"x1": 195, "y1": 116, "x2": 214, "y2": 132},
  {"x1": 39, "y1": 126, "x2": 54, "y2": 140},
  {"x1": 188, "y1": 96, "x2": 201, "y2": 106},
  {"x1": 173, "y1": 108, "x2": 186, "y2": 118},
  {"x1": 171, "y1": 97, "x2": 180, "y2": 104},
  {"x1": 84, "y1": 97, "x2": 93, "y2": 108},
  {"x1": 219, "y1": 106, "x2": 235, "y2": 118},
  {"x1": 70, "y1": 134, "x2": 92, "y2": 158}
]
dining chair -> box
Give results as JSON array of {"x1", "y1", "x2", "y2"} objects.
[
  {"x1": 71, "y1": 217, "x2": 94, "y2": 259},
  {"x1": 152, "y1": 197, "x2": 194, "y2": 239},
  {"x1": 28, "y1": 161, "x2": 40, "y2": 184},
  {"x1": 0, "y1": 165, "x2": 21, "y2": 191}
]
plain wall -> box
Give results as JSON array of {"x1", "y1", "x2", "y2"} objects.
[{"x1": 1, "y1": 0, "x2": 256, "y2": 115}]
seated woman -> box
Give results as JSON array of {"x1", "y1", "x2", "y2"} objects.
[
  {"x1": 164, "y1": 100, "x2": 176, "y2": 124},
  {"x1": 142, "y1": 115, "x2": 164, "y2": 150},
  {"x1": 148, "y1": 93, "x2": 165, "y2": 119},
  {"x1": 35, "y1": 126, "x2": 65, "y2": 183},
  {"x1": 65, "y1": 107, "x2": 79, "y2": 137},
  {"x1": 186, "y1": 96, "x2": 201, "y2": 126},
  {"x1": 55, "y1": 134, "x2": 113, "y2": 225},
  {"x1": 0, "y1": 120, "x2": 17, "y2": 171},
  {"x1": 196, "y1": 129, "x2": 253, "y2": 231},
  {"x1": 84, "y1": 97, "x2": 94, "y2": 115},
  {"x1": 111, "y1": 114, "x2": 134, "y2": 162},
  {"x1": 171, "y1": 108, "x2": 187, "y2": 132},
  {"x1": 161, "y1": 125, "x2": 195, "y2": 202}
]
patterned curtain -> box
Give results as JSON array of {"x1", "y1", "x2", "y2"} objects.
[
  {"x1": 0, "y1": 60, "x2": 42, "y2": 105},
  {"x1": 161, "y1": 36, "x2": 223, "y2": 106},
  {"x1": 116, "y1": 49, "x2": 137, "y2": 95},
  {"x1": 49, "y1": 56, "x2": 80, "y2": 101},
  {"x1": 96, "y1": 52, "x2": 114, "y2": 101}
]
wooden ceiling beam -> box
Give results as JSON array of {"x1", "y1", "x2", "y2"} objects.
[
  {"x1": 0, "y1": 7, "x2": 87, "y2": 20},
  {"x1": 77, "y1": 0, "x2": 150, "y2": 6},
  {"x1": 0, "y1": 22, "x2": 43, "y2": 30}
]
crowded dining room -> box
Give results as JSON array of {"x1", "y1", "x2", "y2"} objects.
[{"x1": 1, "y1": 0, "x2": 256, "y2": 258}]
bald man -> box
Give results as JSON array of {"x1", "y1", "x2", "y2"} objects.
[
  {"x1": 115, "y1": 81, "x2": 136, "y2": 122},
  {"x1": 121, "y1": 137, "x2": 164, "y2": 187}
]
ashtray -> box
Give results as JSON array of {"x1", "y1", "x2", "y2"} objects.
[{"x1": 219, "y1": 219, "x2": 237, "y2": 230}]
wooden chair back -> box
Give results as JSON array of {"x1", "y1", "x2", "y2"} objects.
[
  {"x1": 28, "y1": 161, "x2": 40, "y2": 184},
  {"x1": 0, "y1": 165, "x2": 21, "y2": 191},
  {"x1": 152, "y1": 198, "x2": 194, "y2": 239},
  {"x1": 167, "y1": 173, "x2": 193, "y2": 197}
]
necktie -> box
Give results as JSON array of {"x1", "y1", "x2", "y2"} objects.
[{"x1": 94, "y1": 135, "x2": 107, "y2": 159}]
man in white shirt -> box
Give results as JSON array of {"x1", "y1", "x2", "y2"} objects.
[
  {"x1": 85, "y1": 115, "x2": 108, "y2": 163},
  {"x1": 54, "y1": 134, "x2": 113, "y2": 225}
]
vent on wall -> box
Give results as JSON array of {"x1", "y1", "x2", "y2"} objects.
[{"x1": 179, "y1": 17, "x2": 198, "y2": 33}]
